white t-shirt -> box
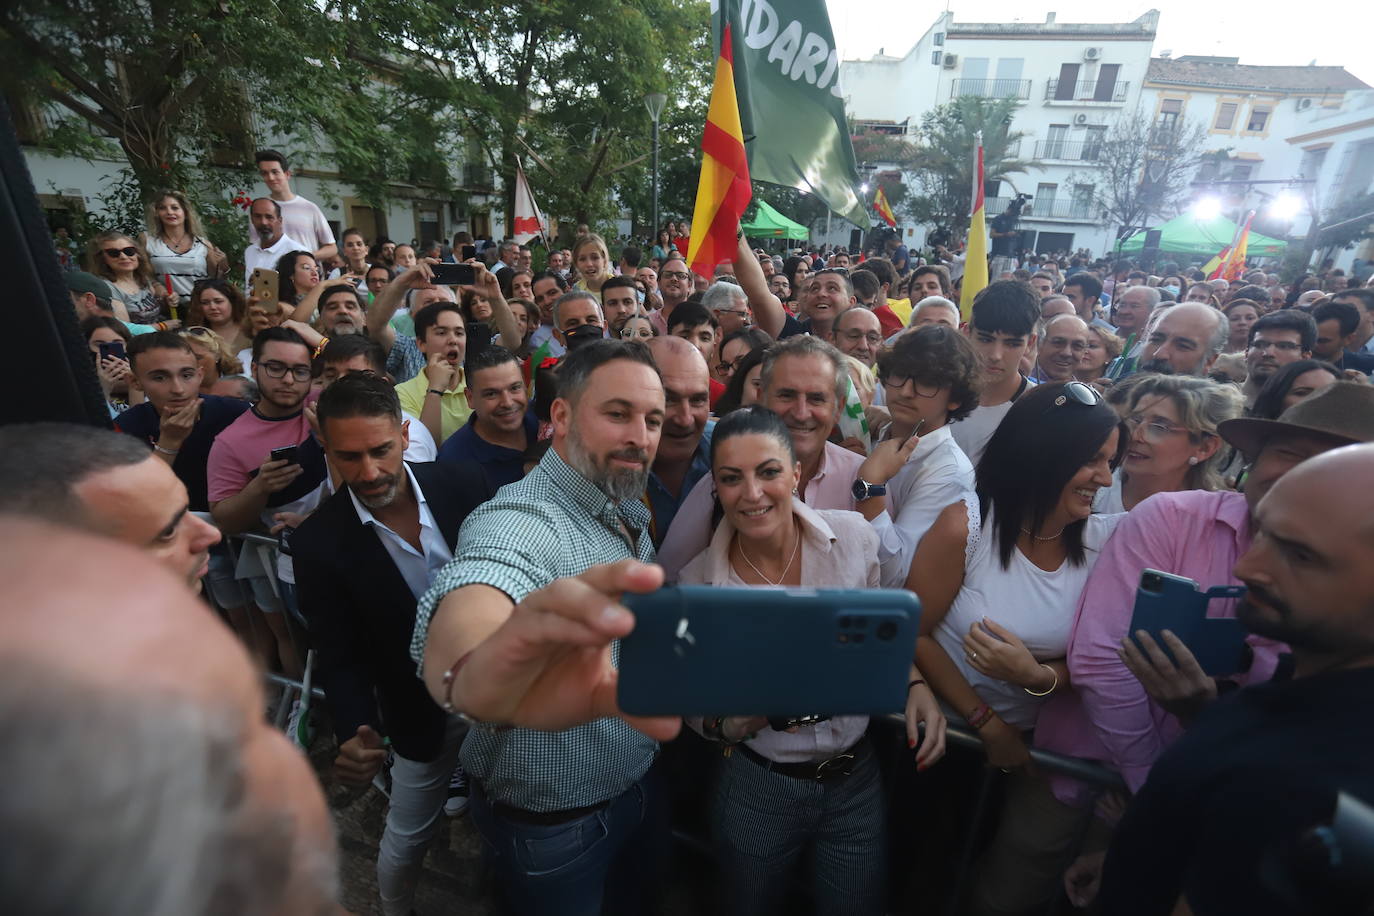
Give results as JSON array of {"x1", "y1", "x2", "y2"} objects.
[
  {"x1": 869, "y1": 424, "x2": 975, "y2": 588},
  {"x1": 247, "y1": 195, "x2": 334, "y2": 254},
  {"x1": 933, "y1": 507, "x2": 1123, "y2": 730},
  {"x1": 243, "y1": 234, "x2": 307, "y2": 288},
  {"x1": 950, "y1": 378, "x2": 1034, "y2": 468}
]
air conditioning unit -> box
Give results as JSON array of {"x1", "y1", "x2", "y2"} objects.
[
  {"x1": 1073, "y1": 113, "x2": 1091, "y2": 126},
  {"x1": 1297, "y1": 98, "x2": 1313, "y2": 110},
  {"x1": 1083, "y1": 47, "x2": 1102, "y2": 61},
  {"x1": 942, "y1": 53, "x2": 958, "y2": 69}
]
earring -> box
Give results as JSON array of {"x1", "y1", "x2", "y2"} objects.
[
  {"x1": 1187, "y1": 456, "x2": 1199, "y2": 466},
  {"x1": 792, "y1": 487, "x2": 799, "y2": 496}
]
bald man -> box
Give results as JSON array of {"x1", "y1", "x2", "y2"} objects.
[
  {"x1": 645, "y1": 335, "x2": 713, "y2": 544},
  {"x1": 831, "y1": 305, "x2": 883, "y2": 368},
  {"x1": 1096, "y1": 443, "x2": 1374, "y2": 914},
  {"x1": 0, "y1": 519, "x2": 337, "y2": 915},
  {"x1": 1034, "y1": 313, "x2": 1090, "y2": 382},
  {"x1": 0, "y1": 423, "x2": 221, "y2": 591},
  {"x1": 1138, "y1": 302, "x2": 1228, "y2": 377}
]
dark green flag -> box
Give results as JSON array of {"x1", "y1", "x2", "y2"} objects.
[{"x1": 713, "y1": 0, "x2": 870, "y2": 228}]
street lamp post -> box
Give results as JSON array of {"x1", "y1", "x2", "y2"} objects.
[{"x1": 644, "y1": 92, "x2": 668, "y2": 243}]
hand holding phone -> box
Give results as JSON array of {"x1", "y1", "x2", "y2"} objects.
[
  {"x1": 428, "y1": 263, "x2": 477, "y2": 287},
  {"x1": 269, "y1": 445, "x2": 300, "y2": 466},
  {"x1": 1127, "y1": 569, "x2": 1250, "y2": 677},
  {"x1": 250, "y1": 267, "x2": 279, "y2": 304}
]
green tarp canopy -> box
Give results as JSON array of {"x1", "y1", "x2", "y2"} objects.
[
  {"x1": 741, "y1": 200, "x2": 810, "y2": 241},
  {"x1": 1117, "y1": 214, "x2": 1287, "y2": 259}
]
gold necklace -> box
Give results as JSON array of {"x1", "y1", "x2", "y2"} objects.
[
  {"x1": 736, "y1": 526, "x2": 801, "y2": 586},
  {"x1": 1021, "y1": 526, "x2": 1064, "y2": 541}
]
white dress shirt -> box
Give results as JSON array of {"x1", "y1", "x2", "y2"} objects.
[
  {"x1": 347, "y1": 465, "x2": 453, "y2": 600},
  {"x1": 869, "y1": 423, "x2": 975, "y2": 588}
]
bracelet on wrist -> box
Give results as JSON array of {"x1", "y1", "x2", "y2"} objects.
[
  {"x1": 427, "y1": 388, "x2": 446, "y2": 397},
  {"x1": 1023, "y1": 663, "x2": 1058, "y2": 698},
  {"x1": 439, "y1": 651, "x2": 473, "y2": 714},
  {"x1": 968, "y1": 702, "x2": 995, "y2": 730},
  {"x1": 154, "y1": 444, "x2": 180, "y2": 457},
  {"x1": 908, "y1": 678, "x2": 926, "y2": 691}
]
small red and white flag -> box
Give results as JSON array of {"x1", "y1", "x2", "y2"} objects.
[{"x1": 512, "y1": 161, "x2": 546, "y2": 245}]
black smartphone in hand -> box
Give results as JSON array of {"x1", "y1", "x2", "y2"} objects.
[
  {"x1": 429, "y1": 263, "x2": 476, "y2": 286},
  {"x1": 269, "y1": 445, "x2": 300, "y2": 466},
  {"x1": 97, "y1": 340, "x2": 127, "y2": 363}
]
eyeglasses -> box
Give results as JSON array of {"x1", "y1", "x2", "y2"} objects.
[
  {"x1": 714, "y1": 309, "x2": 750, "y2": 319},
  {"x1": 181, "y1": 326, "x2": 215, "y2": 338},
  {"x1": 660, "y1": 270, "x2": 692, "y2": 281},
  {"x1": 256, "y1": 360, "x2": 312, "y2": 381},
  {"x1": 1048, "y1": 380, "x2": 1102, "y2": 409},
  {"x1": 841, "y1": 330, "x2": 884, "y2": 346},
  {"x1": 1125, "y1": 414, "x2": 1195, "y2": 444},
  {"x1": 879, "y1": 372, "x2": 942, "y2": 398},
  {"x1": 103, "y1": 246, "x2": 139, "y2": 258},
  {"x1": 1249, "y1": 338, "x2": 1302, "y2": 353},
  {"x1": 619, "y1": 326, "x2": 653, "y2": 340}
]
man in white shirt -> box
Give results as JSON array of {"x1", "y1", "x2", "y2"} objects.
[
  {"x1": 953, "y1": 280, "x2": 1039, "y2": 467},
  {"x1": 252, "y1": 149, "x2": 336, "y2": 263},
  {"x1": 244, "y1": 198, "x2": 306, "y2": 288}
]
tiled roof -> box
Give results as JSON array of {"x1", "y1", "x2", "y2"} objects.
[{"x1": 1146, "y1": 58, "x2": 1369, "y2": 93}]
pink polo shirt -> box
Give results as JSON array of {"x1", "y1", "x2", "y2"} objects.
[{"x1": 1034, "y1": 489, "x2": 1287, "y2": 801}]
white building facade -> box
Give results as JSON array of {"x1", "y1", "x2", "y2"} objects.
[{"x1": 842, "y1": 11, "x2": 1161, "y2": 257}]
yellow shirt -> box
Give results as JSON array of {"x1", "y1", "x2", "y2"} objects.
[{"x1": 395, "y1": 370, "x2": 471, "y2": 444}]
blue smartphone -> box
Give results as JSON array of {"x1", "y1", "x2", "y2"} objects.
[
  {"x1": 617, "y1": 586, "x2": 921, "y2": 717},
  {"x1": 1128, "y1": 569, "x2": 1250, "y2": 677}
]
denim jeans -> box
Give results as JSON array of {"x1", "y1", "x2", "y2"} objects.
[{"x1": 468, "y1": 763, "x2": 668, "y2": 916}]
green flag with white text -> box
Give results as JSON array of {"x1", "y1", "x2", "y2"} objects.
[{"x1": 713, "y1": 0, "x2": 871, "y2": 229}]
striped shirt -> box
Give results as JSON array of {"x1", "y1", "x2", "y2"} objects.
[{"x1": 411, "y1": 446, "x2": 658, "y2": 811}]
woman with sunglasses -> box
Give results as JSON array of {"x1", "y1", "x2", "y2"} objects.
[
  {"x1": 1093, "y1": 375, "x2": 1240, "y2": 513},
  {"x1": 88, "y1": 231, "x2": 175, "y2": 325},
  {"x1": 142, "y1": 190, "x2": 228, "y2": 310},
  {"x1": 187, "y1": 279, "x2": 250, "y2": 355},
  {"x1": 907, "y1": 380, "x2": 1125, "y2": 915},
  {"x1": 680, "y1": 405, "x2": 945, "y2": 916}
]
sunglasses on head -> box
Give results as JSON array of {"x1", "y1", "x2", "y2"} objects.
[
  {"x1": 103, "y1": 246, "x2": 139, "y2": 258},
  {"x1": 1048, "y1": 380, "x2": 1102, "y2": 409}
]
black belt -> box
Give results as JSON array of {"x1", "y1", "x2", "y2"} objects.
[
  {"x1": 489, "y1": 798, "x2": 610, "y2": 827},
  {"x1": 734, "y1": 739, "x2": 866, "y2": 782}
]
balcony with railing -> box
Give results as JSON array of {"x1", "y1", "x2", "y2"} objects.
[
  {"x1": 986, "y1": 196, "x2": 1099, "y2": 221},
  {"x1": 949, "y1": 78, "x2": 1032, "y2": 100},
  {"x1": 1044, "y1": 79, "x2": 1129, "y2": 104},
  {"x1": 462, "y1": 164, "x2": 495, "y2": 189},
  {"x1": 1033, "y1": 139, "x2": 1106, "y2": 162}
]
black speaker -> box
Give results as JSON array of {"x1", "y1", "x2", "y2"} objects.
[
  {"x1": 1141, "y1": 228, "x2": 1164, "y2": 269},
  {"x1": 849, "y1": 228, "x2": 863, "y2": 251},
  {"x1": 1144, "y1": 229, "x2": 1163, "y2": 248}
]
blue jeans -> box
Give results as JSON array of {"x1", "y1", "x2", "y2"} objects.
[{"x1": 468, "y1": 764, "x2": 668, "y2": 916}]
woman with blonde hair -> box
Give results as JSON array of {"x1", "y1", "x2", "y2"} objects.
[
  {"x1": 1075, "y1": 326, "x2": 1123, "y2": 383},
  {"x1": 88, "y1": 231, "x2": 175, "y2": 325},
  {"x1": 571, "y1": 232, "x2": 615, "y2": 294},
  {"x1": 1093, "y1": 374, "x2": 1242, "y2": 513},
  {"x1": 180, "y1": 326, "x2": 244, "y2": 394},
  {"x1": 142, "y1": 190, "x2": 228, "y2": 309}
]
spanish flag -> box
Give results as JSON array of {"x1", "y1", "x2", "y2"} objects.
[
  {"x1": 959, "y1": 134, "x2": 988, "y2": 322},
  {"x1": 1202, "y1": 246, "x2": 1230, "y2": 279},
  {"x1": 687, "y1": 24, "x2": 751, "y2": 279},
  {"x1": 874, "y1": 186, "x2": 897, "y2": 228},
  {"x1": 1213, "y1": 211, "x2": 1254, "y2": 283}
]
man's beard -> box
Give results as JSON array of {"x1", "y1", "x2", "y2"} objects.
[
  {"x1": 352, "y1": 472, "x2": 401, "y2": 509},
  {"x1": 1139, "y1": 358, "x2": 1174, "y2": 375},
  {"x1": 327, "y1": 318, "x2": 362, "y2": 336},
  {"x1": 564, "y1": 426, "x2": 650, "y2": 503},
  {"x1": 1236, "y1": 585, "x2": 1373, "y2": 656}
]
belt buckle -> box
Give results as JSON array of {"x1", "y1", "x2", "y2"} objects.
[{"x1": 814, "y1": 753, "x2": 854, "y2": 780}]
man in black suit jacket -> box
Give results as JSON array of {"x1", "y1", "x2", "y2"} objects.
[{"x1": 291, "y1": 373, "x2": 493, "y2": 916}]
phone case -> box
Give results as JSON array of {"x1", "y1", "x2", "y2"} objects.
[
  {"x1": 430, "y1": 264, "x2": 476, "y2": 286},
  {"x1": 1128, "y1": 569, "x2": 1250, "y2": 676},
  {"x1": 251, "y1": 268, "x2": 279, "y2": 303},
  {"x1": 617, "y1": 586, "x2": 921, "y2": 716}
]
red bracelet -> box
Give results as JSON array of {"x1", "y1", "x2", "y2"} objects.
[
  {"x1": 967, "y1": 702, "x2": 995, "y2": 730},
  {"x1": 439, "y1": 651, "x2": 473, "y2": 714}
]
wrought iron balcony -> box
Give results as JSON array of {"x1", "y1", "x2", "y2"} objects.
[
  {"x1": 1033, "y1": 140, "x2": 1106, "y2": 162},
  {"x1": 949, "y1": 78, "x2": 1032, "y2": 100},
  {"x1": 985, "y1": 196, "x2": 1099, "y2": 221},
  {"x1": 1044, "y1": 79, "x2": 1129, "y2": 103},
  {"x1": 462, "y1": 164, "x2": 495, "y2": 189}
]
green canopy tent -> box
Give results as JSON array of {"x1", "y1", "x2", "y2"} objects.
[
  {"x1": 1117, "y1": 214, "x2": 1287, "y2": 260},
  {"x1": 740, "y1": 200, "x2": 810, "y2": 241}
]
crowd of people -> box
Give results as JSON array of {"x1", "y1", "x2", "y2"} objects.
[{"x1": 10, "y1": 150, "x2": 1374, "y2": 916}]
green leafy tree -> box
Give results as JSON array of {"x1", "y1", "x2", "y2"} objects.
[{"x1": 906, "y1": 96, "x2": 1036, "y2": 239}]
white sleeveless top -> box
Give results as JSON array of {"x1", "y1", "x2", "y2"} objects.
[
  {"x1": 933, "y1": 504, "x2": 1123, "y2": 730},
  {"x1": 146, "y1": 235, "x2": 210, "y2": 304}
]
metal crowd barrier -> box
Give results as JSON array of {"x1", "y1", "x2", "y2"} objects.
[{"x1": 203, "y1": 526, "x2": 1131, "y2": 912}]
